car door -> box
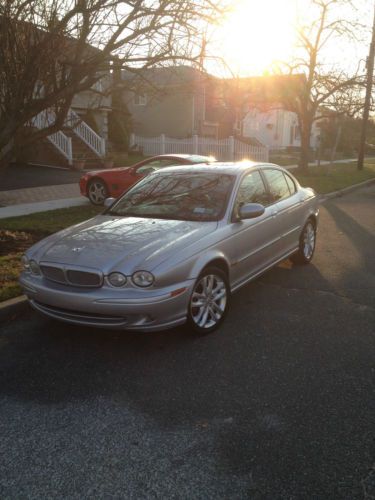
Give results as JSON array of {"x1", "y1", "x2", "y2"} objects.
[
  {"x1": 224, "y1": 169, "x2": 281, "y2": 288},
  {"x1": 262, "y1": 168, "x2": 303, "y2": 255}
]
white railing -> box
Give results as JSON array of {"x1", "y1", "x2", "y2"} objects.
[
  {"x1": 66, "y1": 109, "x2": 105, "y2": 157},
  {"x1": 130, "y1": 134, "x2": 269, "y2": 162},
  {"x1": 32, "y1": 110, "x2": 73, "y2": 165}
]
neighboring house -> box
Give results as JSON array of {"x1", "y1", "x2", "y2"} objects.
[
  {"x1": 123, "y1": 69, "x2": 320, "y2": 151},
  {"x1": 241, "y1": 106, "x2": 320, "y2": 150},
  {"x1": 13, "y1": 20, "x2": 114, "y2": 169},
  {"x1": 122, "y1": 66, "x2": 223, "y2": 139},
  {"x1": 26, "y1": 72, "x2": 112, "y2": 168},
  {"x1": 32, "y1": 66, "x2": 319, "y2": 167}
]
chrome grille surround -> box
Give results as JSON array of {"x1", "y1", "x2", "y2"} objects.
[{"x1": 40, "y1": 263, "x2": 103, "y2": 288}]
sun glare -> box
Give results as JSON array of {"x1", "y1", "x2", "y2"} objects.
[{"x1": 217, "y1": 0, "x2": 297, "y2": 76}]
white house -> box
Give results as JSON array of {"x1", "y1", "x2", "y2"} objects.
[{"x1": 241, "y1": 105, "x2": 321, "y2": 150}]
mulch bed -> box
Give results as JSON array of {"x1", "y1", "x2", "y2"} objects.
[{"x1": 0, "y1": 230, "x2": 47, "y2": 256}]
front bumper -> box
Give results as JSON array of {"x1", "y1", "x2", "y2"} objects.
[
  {"x1": 20, "y1": 272, "x2": 194, "y2": 332},
  {"x1": 79, "y1": 177, "x2": 88, "y2": 197}
]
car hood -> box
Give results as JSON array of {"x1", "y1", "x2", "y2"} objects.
[{"x1": 29, "y1": 215, "x2": 218, "y2": 274}]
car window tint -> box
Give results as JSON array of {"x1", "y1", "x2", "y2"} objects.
[
  {"x1": 235, "y1": 170, "x2": 270, "y2": 208},
  {"x1": 284, "y1": 173, "x2": 296, "y2": 194},
  {"x1": 263, "y1": 169, "x2": 291, "y2": 202}
]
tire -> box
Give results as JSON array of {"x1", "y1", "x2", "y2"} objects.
[
  {"x1": 290, "y1": 219, "x2": 316, "y2": 265},
  {"x1": 87, "y1": 178, "x2": 108, "y2": 205},
  {"x1": 187, "y1": 266, "x2": 230, "y2": 334}
]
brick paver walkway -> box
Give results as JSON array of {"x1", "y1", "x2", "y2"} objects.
[{"x1": 0, "y1": 183, "x2": 79, "y2": 206}]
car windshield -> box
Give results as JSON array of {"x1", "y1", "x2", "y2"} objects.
[
  {"x1": 107, "y1": 172, "x2": 235, "y2": 221},
  {"x1": 188, "y1": 155, "x2": 216, "y2": 163}
]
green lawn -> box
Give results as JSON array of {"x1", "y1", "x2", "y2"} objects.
[
  {"x1": 1, "y1": 160, "x2": 375, "y2": 302},
  {"x1": 293, "y1": 161, "x2": 375, "y2": 194},
  {"x1": 0, "y1": 205, "x2": 102, "y2": 233}
]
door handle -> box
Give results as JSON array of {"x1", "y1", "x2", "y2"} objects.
[{"x1": 271, "y1": 210, "x2": 278, "y2": 217}]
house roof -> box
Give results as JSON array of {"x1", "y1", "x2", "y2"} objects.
[
  {"x1": 221, "y1": 74, "x2": 306, "y2": 105},
  {"x1": 122, "y1": 65, "x2": 216, "y2": 90}
]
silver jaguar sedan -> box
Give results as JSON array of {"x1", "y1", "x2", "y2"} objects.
[{"x1": 20, "y1": 162, "x2": 319, "y2": 333}]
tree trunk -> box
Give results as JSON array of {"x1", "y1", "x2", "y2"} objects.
[{"x1": 298, "y1": 122, "x2": 312, "y2": 173}]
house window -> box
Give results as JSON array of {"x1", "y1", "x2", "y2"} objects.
[
  {"x1": 91, "y1": 79, "x2": 103, "y2": 92},
  {"x1": 134, "y1": 93, "x2": 147, "y2": 106}
]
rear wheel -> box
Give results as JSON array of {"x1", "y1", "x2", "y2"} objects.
[
  {"x1": 291, "y1": 219, "x2": 316, "y2": 264},
  {"x1": 87, "y1": 179, "x2": 108, "y2": 205},
  {"x1": 187, "y1": 267, "x2": 229, "y2": 334}
]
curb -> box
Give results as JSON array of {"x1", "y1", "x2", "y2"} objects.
[
  {"x1": 0, "y1": 295, "x2": 29, "y2": 323},
  {"x1": 1, "y1": 176, "x2": 375, "y2": 323},
  {"x1": 320, "y1": 177, "x2": 375, "y2": 202}
]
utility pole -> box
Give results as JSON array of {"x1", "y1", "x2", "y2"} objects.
[{"x1": 358, "y1": 3, "x2": 375, "y2": 170}]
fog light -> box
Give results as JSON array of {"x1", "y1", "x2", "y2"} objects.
[{"x1": 108, "y1": 272, "x2": 127, "y2": 287}]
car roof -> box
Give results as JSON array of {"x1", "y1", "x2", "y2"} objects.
[
  {"x1": 148, "y1": 154, "x2": 214, "y2": 161},
  {"x1": 153, "y1": 161, "x2": 283, "y2": 176}
]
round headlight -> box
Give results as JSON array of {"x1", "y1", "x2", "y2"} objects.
[
  {"x1": 29, "y1": 260, "x2": 41, "y2": 275},
  {"x1": 132, "y1": 270, "x2": 154, "y2": 287},
  {"x1": 21, "y1": 255, "x2": 30, "y2": 271},
  {"x1": 108, "y1": 272, "x2": 127, "y2": 287}
]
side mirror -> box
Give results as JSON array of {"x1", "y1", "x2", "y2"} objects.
[
  {"x1": 238, "y1": 203, "x2": 265, "y2": 220},
  {"x1": 104, "y1": 197, "x2": 116, "y2": 208}
]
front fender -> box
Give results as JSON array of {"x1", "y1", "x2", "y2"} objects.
[
  {"x1": 152, "y1": 248, "x2": 231, "y2": 288},
  {"x1": 189, "y1": 250, "x2": 230, "y2": 280}
]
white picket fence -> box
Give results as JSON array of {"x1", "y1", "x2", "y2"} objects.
[{"x1": 129, "y1": 134, "x2": 269, "y2": 162}]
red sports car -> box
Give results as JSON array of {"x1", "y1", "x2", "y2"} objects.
[{"x1": 79, "y1": 154, "x2": 216, "y2": 205}]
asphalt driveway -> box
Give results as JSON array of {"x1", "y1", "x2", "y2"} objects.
[
  {"x1": 0, "y1": 163, "x2": 83, "y2": 191},
  {"x1": 0, "y1": 185, "x2": 374, "y2": 499}
]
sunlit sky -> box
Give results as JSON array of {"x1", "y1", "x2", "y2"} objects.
[{"x1": 207, "y1": 0, "x2": 372, "y2": 78}]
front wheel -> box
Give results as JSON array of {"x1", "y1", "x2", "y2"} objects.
[
  {"x1": 187, "y1": 267, "x2": 230, "y2": 334},
  {"x1": 291, "y1": 219, "x2": 316, "y2": 265},
  {"x1": 87, "y1": 179, "x2": 108, "y2": 205}
]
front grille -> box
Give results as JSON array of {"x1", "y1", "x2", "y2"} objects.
[
  {"x1": 40, "y1": 263, "x2": 102, "y2": 288},
  {"x1": 40, "y1": 265, "x2": 66, "y2": 284},
  {"x1": 66, "y1": 270, "x2": 102, "y2": 287}
]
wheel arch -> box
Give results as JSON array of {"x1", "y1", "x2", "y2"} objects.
[
  {"x1": 190, "y1": 251, "x2": 231, "y2": 281},
  {"x1": 305, "y1": 212, "x2": 318, "y2": 229}
]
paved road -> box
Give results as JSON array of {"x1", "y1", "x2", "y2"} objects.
[{"x1": 1, "y1": 186, "x2": 374, "y2": 499}]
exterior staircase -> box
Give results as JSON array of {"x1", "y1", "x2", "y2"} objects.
[
  {"x1": 63, "y1": 129, "x2": 104, "y2": 169},
  {"x1": 31, "y1": 108, "x2": 106, "y2": 169}
]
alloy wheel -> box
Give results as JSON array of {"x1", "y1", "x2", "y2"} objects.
[
  {"x1": 88, "y1": 180, "x2": 107, "y2": 205},
  {"x1": 190, "y1": 273, "x2": 227, "y2": 330},
  {"x1": 303, "y1": 222, "x2": 315, "y2": 260}
]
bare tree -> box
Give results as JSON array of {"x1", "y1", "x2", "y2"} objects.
[
  {"x1": 276, "y1": 0, "x2": 365, "y2": 172},
  {"x1": 0, "y1": 0, "x2": 226, "y2": 168}
]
